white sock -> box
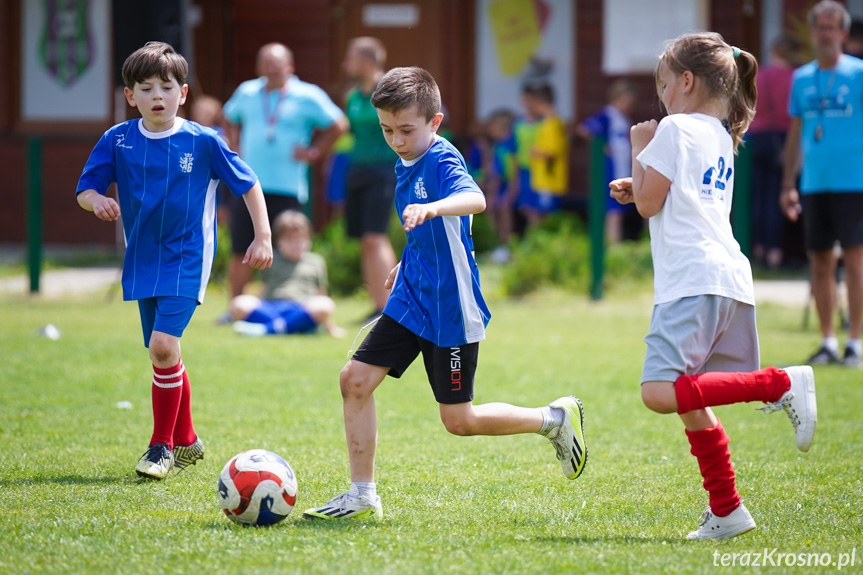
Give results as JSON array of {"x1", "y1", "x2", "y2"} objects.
[
  {"x1": 823, "y1": 336, "x2": 839, "y2": 353},
  {"x1": 846, "y1": 338, "x2": 862, "y2": 355},
  {"x1": 537, "y1": 405, "x2": 563, "y2": 438},
  {"x1": 349, "y1": 481, "x2": 376, "y2": 500}
]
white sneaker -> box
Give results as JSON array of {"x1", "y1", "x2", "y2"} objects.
[
  {"x1": 303, "y1": 492, "x2": 383, "y2": 521},
  {"x1": 686, "y1": 504, "x2": 756, "y2": 540},
  {"x1": 232, "y1": 321, "x2": 268, "y2": 337},
  {"x1": 760, "y1": 366, "x2": 817, "y2": 452},
  {"x1": 135, "y1": 443, "x2": 174, "y2": 480}
]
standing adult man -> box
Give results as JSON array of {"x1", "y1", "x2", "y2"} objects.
[
  {"x1": 342, "y1": 37, "x2": 398, "y2": 321},
  {"x1": 782, "y1": 0, "x2": 863, "y2": 367},
  {"x1": 224, "y1": 43, "x2": 348, "y2": 299}
]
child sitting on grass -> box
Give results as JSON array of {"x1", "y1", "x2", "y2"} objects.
[{"x1": 230, "y1": 210, "x2": 344, "y2": 338}]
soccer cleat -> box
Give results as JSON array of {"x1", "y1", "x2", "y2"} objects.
[
  {"x1": 135, "y1": 443, "x2": 175, "y2": 480},
  {"x1": 806, "y1": 345, "x2": 840, "y2": 365},
  {"x1": 686, "y1": 504, "x2": 756, "y2": 540},
  {"x1": 546, "y1": 395, "x2": 588, "y2": 480},
  {"x1": 302, "y1": 492, "x2": 383, "y2": 521},
  {"x1": 841, "y1": 346, "x2": 861, "y2": 368},
  {"x1": 171, "y1": 437, "x2": 205, "y2": 476},
  {"x1": 760, "y1": 365, "x2": 817, "y2": 452}
]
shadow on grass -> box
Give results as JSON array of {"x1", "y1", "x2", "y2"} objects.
[
  {"x1": 201, "y1": 515, "x2": 389, "y2": 532},
  {"x1": 0, "y1": 474, "x2": 126, "y2": 487}
]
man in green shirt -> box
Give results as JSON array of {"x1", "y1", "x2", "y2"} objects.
[{"x1": 342, "y1": 37, "x2": 398, "y2": 321}]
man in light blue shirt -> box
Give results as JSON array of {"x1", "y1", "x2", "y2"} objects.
[
  {"x1": 223, "y1": 43, "x2": 348, "y2": 299},
  {"x1": 782, "y1": 0, "x2": 863, "y2": 367}
]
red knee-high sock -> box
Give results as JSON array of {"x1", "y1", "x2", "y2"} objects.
[
  {"x1": 675, "y1": 367, "x2": 790, "y2": 415},
  {"x1": 150, "y1": 360, "x2": 184, "y2": 449},
  {"x1": 686, "y1": 420, "x2": 740, "y2": 517},
  {"x1": 172, "y1": 362, "x2": 197, "y2": 447}
]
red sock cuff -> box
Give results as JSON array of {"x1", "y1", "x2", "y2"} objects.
[
  {"x1": 153, "y1": 359, "x2": 184, "y2": 376},
  {"x1": 675, "y1": 374, "x2": 703, "y2": 415}
]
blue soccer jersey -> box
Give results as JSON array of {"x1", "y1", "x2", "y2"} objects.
[
  {"x1": 383, "y1": 136, "x2": 491, "y2": 347},
  {"x1": 76, "y1": 118, "x2": 258, "y2": 303},
  {"x1": 789, "y1": 55, "x2": 863, "y2": 193}
]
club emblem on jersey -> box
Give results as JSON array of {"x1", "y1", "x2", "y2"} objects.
[
  {"x1": 179, "y1": 153, "x2": 194, "y2": 174},
  {"x1": 414, "y1": 177, "x2": 427, "y2": 200},
  {"x1": 115, "y1": 134, "x2": 133, "y2": 149}
]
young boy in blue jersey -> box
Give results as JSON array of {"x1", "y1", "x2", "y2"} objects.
[
  {"x1": 76, "y1": 42, "x2": 273, "y2": 480},
  {"x1": 303, "y1": 67, "x2": 588, "y2": 521}
]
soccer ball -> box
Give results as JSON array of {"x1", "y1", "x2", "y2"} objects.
[{"x1": 217, "y1": 449, "x2": 298, "y2": 526}]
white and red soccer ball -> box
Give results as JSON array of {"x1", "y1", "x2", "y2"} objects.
[{"x1": 217, "y1": 449, "x2": 298, "y2": 526}]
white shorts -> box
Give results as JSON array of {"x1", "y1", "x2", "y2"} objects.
[{"x1": 641, "y1": 295, "x2": 760, "y2": 384}]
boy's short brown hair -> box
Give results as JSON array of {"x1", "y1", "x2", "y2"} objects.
[
  {"x1": 371, "y1": 67, "x2": 441, "y2": 122},
  {"x1": 121, "y1": 41, "x2": 188, "y2": 89},
  {"x1": 273, "y1": 210, "x2": 311, "y2": 240}
]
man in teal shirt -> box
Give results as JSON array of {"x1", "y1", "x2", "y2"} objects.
[{"x1": 223, "y1": 43, "x2": 348, "y2": 300}]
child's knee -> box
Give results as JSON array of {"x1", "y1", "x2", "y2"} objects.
[
  {"x1": 439, "y1": 408, "x2": 474, "y2": 436},
  {"x1": 229, "y1": 295, "x2": 259, "y2": 320},
  {"x1": 641, "y1": 382, "x2": 677, "y2": 414},
  {"x1": 339, "y1": 361, "x2": 376, "y2": 400}
]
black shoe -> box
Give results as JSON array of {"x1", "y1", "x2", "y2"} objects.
[
  {"x1": 806, "y1": 345, "x2": 840, "y2": 365},
  {"x1": 841, "y1": 346, "x2": 861, "y2": 368}
]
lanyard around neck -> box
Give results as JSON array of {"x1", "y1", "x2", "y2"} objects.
[{"x1": 262, "y1": 83, "x2": 288, "y2": 129}]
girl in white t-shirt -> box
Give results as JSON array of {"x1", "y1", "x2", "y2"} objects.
[{"x1": 610, "y1": 32, "x2": 817, "y2": 540}]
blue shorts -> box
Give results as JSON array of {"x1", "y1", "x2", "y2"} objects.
[
  {"x1": 138, "y1": 296, "x2": 199, "y2": 348},
  {"x1": 514, "y1": 167, "x2": 534, "y2": 209},
  {"x1": 246, "y1": 300, "x2": 317, "y2": 334},
  {"x1": 326, "y1": 152, "x2": 351, "y2": 204}
]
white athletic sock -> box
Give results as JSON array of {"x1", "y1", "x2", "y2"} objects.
[
  {"x1": 349, "y1": 481, "x2": 376, "y2": 500},
  {"x1": 537, "y1": 405, "x2": 564, "y2": 438},
  {"x1": 846, "y1": 338, "x2": 862, "y2": 355},
  {"x1": 823, "y1": 336, "x2": 839, "y2": 353}
]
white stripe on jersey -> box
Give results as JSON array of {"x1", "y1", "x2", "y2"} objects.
[
  {"x1": 442, "y1": 215, "x2": 485, "y2": 343},
  {"x1": 198, "y1": 178, "x2": 218, "y2": 303}
]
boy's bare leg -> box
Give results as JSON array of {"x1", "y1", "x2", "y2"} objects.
[
  {"x1": 438, "y1": 402, "x2": 542, "y2": 436},
  {"x1": 340, "y1": 359, "x2": 389, "y2": 482}
]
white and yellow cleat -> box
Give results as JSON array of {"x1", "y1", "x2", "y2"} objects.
[
  {"x1": 171, "y1": 437, "x2": 205, "y2": 476},
  {"x1": 303, "y1": 492, "x2": 383, "y2": 521},
  {"x1": 547, "y1": 395, "x2": 588, "y2": 480}
]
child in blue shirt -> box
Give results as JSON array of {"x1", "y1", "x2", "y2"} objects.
[
  {"x1": 76, "y1": 42, "x2": 273, "y2": 480},
  {"x1": 303, "y1": 67, "x2": 588, "y2": 521}
]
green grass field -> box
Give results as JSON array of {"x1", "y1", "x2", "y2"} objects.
[{"x1": 1, "y1": 281, "x2": 861, "y2": 574}]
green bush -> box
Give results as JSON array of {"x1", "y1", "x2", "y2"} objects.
[
  {"x1": 500, "y1": 213, "x2": 654, "y2": 297},
  {"x1": 501, "y1": 213, "x2": 590, "y2": 296},
  {"x1": 313, "y1": 217, "x2": 363, "y2": 297}
]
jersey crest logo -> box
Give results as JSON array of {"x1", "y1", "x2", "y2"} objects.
[
  {"x1": 414, "y1": 177, "x2": 427, "y2": 200},
  {"x1": 179, "y1": 153, "x2": 194, "y2": 174},
  {"x1": 115, "y1": 134, "x2": 133, "y2": 149}
]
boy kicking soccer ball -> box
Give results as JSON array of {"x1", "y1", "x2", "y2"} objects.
[
  {"x1": 303, "y1": 67, "x2": 587, "y2": 521},
  {"x1": 76, "y1": 42, "x2": 272, "y2": 479}
]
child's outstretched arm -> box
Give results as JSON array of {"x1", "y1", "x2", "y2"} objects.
[
  {"x1": 241, "y1": 181, "x2": 273, "y2": 270},
  {"x1": 401, "y1": 191, "x2": 486, "y2": 232},
  {"x1": 630, "y1": 120, "x2": 670, "y2": 218},
  {"x1": 77, "y1": 189, "x2": 121, "y2": 222}
]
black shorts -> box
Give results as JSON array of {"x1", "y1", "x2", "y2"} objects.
[
  {"x1": 230, "y1": 193, "x2": 302, "y2": 255},
  {"x1": 345, "y1": 165, "x2": 396, "y2": 238},
  {"x1": 802, "y1": 192, "x2": 863, "y2": 251},
  {"x1": 352, "y1": 314, "x2": 478, "y2": 404}
]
